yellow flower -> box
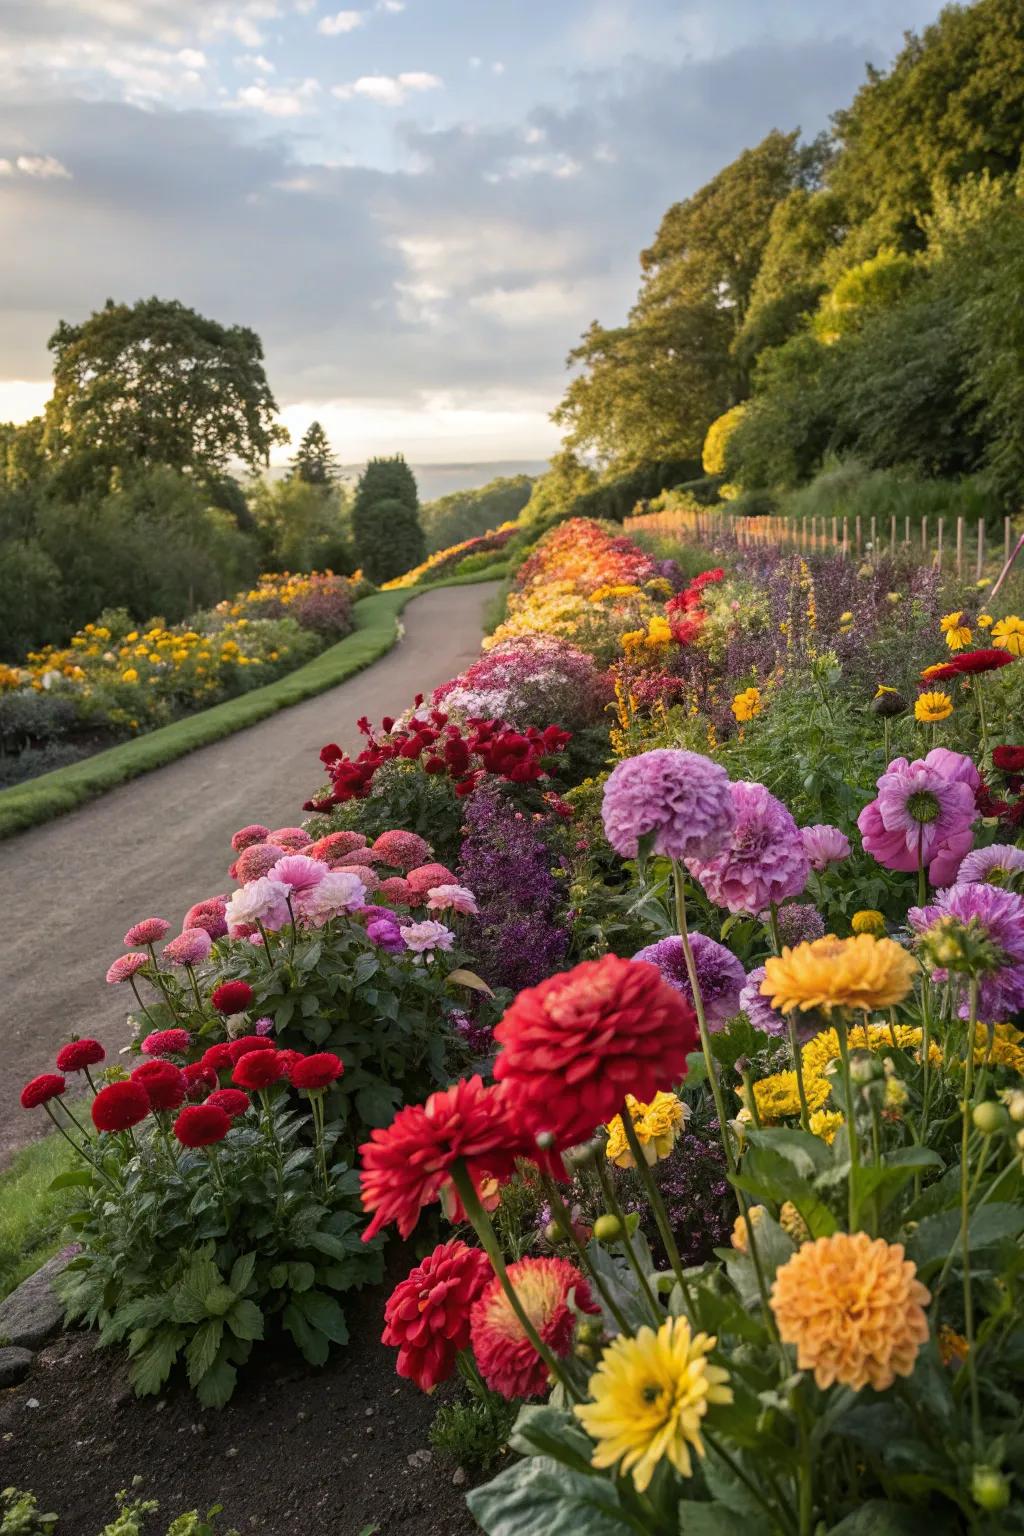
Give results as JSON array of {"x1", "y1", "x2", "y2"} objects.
[
  {"x1": 851, "y1": 910, "x2": 886, "y2": 938},
  {"x1": 938, "y1": 1324, "x2": 969, "y2": 1366},
  {"x1": 770, "y1": 1232, "x2": 930, "y2": 1392},
  {"x1": 761, "y1": 934, "x2": 918, "y2": 1015},
  {"x1": 838, "y1": 611, "x2": 853, "y2": 625},
  {"x1": 121, "y1": 668, "x2": 138, "y2": 684},
  {"x1": 886, "y1": 592, "x2": 901, "y2": 604},
  {"x1": 753, "y1": 1070, "x2": 830, "y2": 1123},
  {"x1": 940, "y1": 611, "x2": 972, "y2": 650},
  {"x1": 976, "y1": 577, "x2": 992, "y2": 590},
  {"x1": 574, "y1": 1317, "x2": 733, "y2": 1491},
  {"x1": 731, "y1": 686, "x2": 762, "y2": 723},
  {"x1": 605, "y1": 1092, "x2": 686, "y2": 1168},
  {"x1": 915, "y1": 690, "x2": 952, "y2": 723},
  {"x1": 874, "y1": 684, "x2": 898, "y2": 698},
  {"x1": 977, "y1": 613, "x2": 993, "y2": 628},
  {"x1": 808, "y1": 1108, "x2": 844, "y2": 1145},
  {"x1": 992, "y1": 615, "x2": 1024, "y2": 657},
  {"x1": 779, "y1": 1202, "x2": 810, "y2": 1244},
  {"x1": 729, "y1": 1205, "x2": 764, "y2": 1253}
]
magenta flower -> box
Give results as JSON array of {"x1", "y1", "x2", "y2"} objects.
[
  {"x1": 124, "y1": 917, "x2": 170, "y2": 947},
  {"x1": 858, "y1": 749, "x2": 977, "y2": 884},
  {"x1": 163, "y1": 929, "x2": 213, "y2": 967},
  {"x1": 685, "y1": 781, "x2": 809, "y2": 916},
  {"x1": 766, "y1": 903, "x2": 825, "y2": 946},
  {"x1": 268, "y1": 854, "x2": 327, "y2": 894},
  {"x1": 601, "y1": 749, "x2": 735, "y2": 863},
  {"x1": 632, "y1": 933, "x2": 744, "y2": 1031},
  {"x1": 909, "y1": 882, "x2": 1024, "y2": 1018},
  {"x1": 254, "y1": 1016, "x2": 275, "y2": 1037},
  {"x1": 956, "y1": 844, "x2": 1024, "y2": 888},
  {"x1": 800, "y1": 824, "x2": 851, "y2": 872},
  {"x1": 367, "y1": 917, "x2": 406, "y2": 953},
  {"x1": 106, "y1": 952, "x2": 148, "y2": 985}
]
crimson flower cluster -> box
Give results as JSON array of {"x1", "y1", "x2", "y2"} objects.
[
  {"x1": 664, "y1": 567, "x2": 724, "y2": 644},
  {"x1": 979, "y1": 744, "x2": 1024, "y2": 830},
  {"x1": 305, "y1": 698, "x2": 571, "y2": 810}
]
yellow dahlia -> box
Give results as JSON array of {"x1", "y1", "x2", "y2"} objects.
[
  {"x1": 915, "y1": 691, "x2": 952, "y2": 723},
  {"x1": 851, "y1": 910, "x2": 886, "y2": 937},
  {"x1": 729, "y1": 1204, "x2": 764, "y2": 1253},
  {"x1": 761, "y1": 934, "x2": 917, "y2": 1015},
  {"x1": 574, "y1": 1316, "x2": 733, "y2": 1491},
  {"x1": 731, "y1": 686, "x2": 762, "y2": 723},
  {"x1": 605, "y1": 1092, "x2": 686, "y2": 1169},
  {"x1": 808, "y1": 1108, "x2": 844, "y2": 1145},
  {"x1": 992, "y1": 615, "x2": 1024, "y2": 657},
  {"x1": 753, "y1": 1070, "x2": 830, "y2": 1124},
  {"x1": 770, "y1": 1232, "x2": 930, "y2": 1391},
  {"x1": 800, "y1": 1022, "x2": 923, "y2": 1083}
]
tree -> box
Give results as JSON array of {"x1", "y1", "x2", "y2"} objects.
[
  {"x1": 250, "y1": 475, "x2": 354, "y2": 572},
  {"x1": 44, "y1": 297, "x2": 288, "y2": 493},
  {"x1": 290, "y1": 420, "x2": 341, "y2": 486},
  {"x1": 421, "y1": 474, "x2": 533, "y2": 552},
  {"x1": 352, "y1": 495, "x2": 426, "y2": 584},
  {"x1": 702, "y1": 405, "x2": 748, "y2": 476},
  {"x1": 353, "y1": 455, "x2": 419, "y2": 519}
]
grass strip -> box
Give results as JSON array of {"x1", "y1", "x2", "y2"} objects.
[{"x1": 0, "y1": 1127, "x2": 79, "y2": 1303}]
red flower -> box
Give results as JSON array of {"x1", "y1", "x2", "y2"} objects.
[
  {"x1": 470, "y1": 1257, "x2": 598, "y2": 1399},
  {"x1": 183, "y1": 1062, "x2": 218, "y2": 1100},
  {"x1": 406, "y1": 862, "x2": 458, "y2": 897},
  {"x1": 232, "y1": 1050, "x2": 284, "y2": 1090},
  {"x1": 55, "y1": 1038, "x2": 105, "y2": 1073},
  {"x1": 231, "y1": 823, "x2": 269, "y2": 853},
  {"x1": 207, "y1": 1088, "x2": 251, "y2": 1118},
  {"x1": 202, "y1": 1042, "x2": 234, "y2": 1072},
  {"x1": 173, "y1": 1104, "x2": 231, "y2": 1148},
  {"x1": 21, "y1": 1073, "x2": 67, "y2": 1110},
  {"x1": 132, "y1": 1060, "x2": 187, "y2": 1111},
  {"x1": 289, "y1": 1052, "x2": 344, "y2": 1091},
  {"x1": 184, "y1": 896, "x2": 229, "y2": 941},
  {"x1": 359, "y1": 1076, "x2": 527, "y2": 1242},
  {"x1": 275, "y1": 1048, "x2": 305, "y2": 1076},
  {"x1": 92, "y1": 1080, "x2": 151, "y2": 1132},
  {"x1": 226, "y1": 1034, "x2": 275, "y2": 1064},
  {"x1": 141, "y1": 1028, "x2": 191, "y2": 1058},
  {"x1": 993, "y1": 746, "x2": 1024, "y2": 773},
  {"x1": 493, "y1": 955, "x2": 699, "y2": 1148},
  {"x1": 382, "y1": 1241, "x2": 493, "y2": 1391},
  {"x1": 211, "y1": 980, "x2": 254, "y2": 1015}
]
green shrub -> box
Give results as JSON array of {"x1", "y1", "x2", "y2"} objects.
[{"x1": 352, "y1": 496, "x2": 426, "y2": 583}]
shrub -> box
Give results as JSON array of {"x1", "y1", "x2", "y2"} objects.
[{"x1": 352, "y1": 496, "x2": 426, "y2": 584}]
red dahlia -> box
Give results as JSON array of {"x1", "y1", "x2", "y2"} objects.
[
  {"x1": 232, "y1": 1050, "x2": 284, "y2": 1090},
  {"x1": 132, "y1": 1060, "x2": 187, "y2": 1111},
  {"x1": 993, "y1": 745, "x2": 1024, "y2": 773},
  {"x1": 226, "y1": 1034, "x2": 275, "y2": 1064},
  {"x1": 382, "y1": 1240, "x2": 493, "y2": 1392},
  {"x1": 92, "y1": 1080, "x2": 151, "y2": 1132},
  {"x1": 289, "y1": 1052, "x2": 344, "y2": 1091},
  {"x1": 173, "y1": 1103, "x2": 231, "y2": 1147},
  {"x1": 21, "y1": 1073, "x2": 67, "y2": 1110},
  {"x1": 183, "y1": 1062, "x2": 218, "y2": 1100},
  {"x1": 206, "y1": 1088, "x2": 251, "y2": 1118},
  {"x1": 492, "y1": 955, "x2": 698, "y2": 1147},
  {"x1": 202, "y1": 1042, "x2": 234, "y2": 1071},
  {"x1": 211, "y1": 980, "x2": 255, "y2": 1015},
  {"x1": 470, "y1": 1256, "x2": 598, "y2": 1399},
  {"x1": 55, "y1": 1038, "x2": 105, "y2": 1072},
  {"x1": 141, "y1": 1028, "x2": 192, "y2": 1058}
]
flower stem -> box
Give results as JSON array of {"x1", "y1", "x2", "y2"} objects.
[
  {"x1": 787, "y1": 1015, "x2": 812, "y2": 1133},
  {"x1": 42, "y1": 1102, "x2": 116, "y2": 1187},
  {"x1": 618, "y1": 1101, "x2": 696, "y2": 1314},
  {"x1": 835, "y1": 1014, "x2": 859, "y2": 1231},
  {"x1": 960, "y1": 975, "x2": 982, "y2": 1450},
  {"x1": 916, "y1": 826, "x2": 926, "y2": 908},
  {"x1": 539, "y1": 1174, "x2": 631, "y2": 1333},
  {"x1": 671, "y1": 862, "x2": 734, "y2": 1173},
  {"x1": 593, "y1": 1155, "x2": 661, "y2": 1324},
  {"x1": 128, "y1": 976, "x2": 159, "y2": 1031},
  {"x1": 972, "y1": 676, "x2": 989, "y2": 761}
]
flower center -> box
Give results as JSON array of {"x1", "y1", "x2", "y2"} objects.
[
  {"x1": 906, "y1": 790, "x2": 940, "y2": 825},
  {"x1": 642, "y1": 1382, "x2": 663, "y2": 1405}
]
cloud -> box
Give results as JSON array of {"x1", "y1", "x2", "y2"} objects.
[
  {"x1": 317, "y1": 9, "x2": 364, "y2": 34},
  {"x1": 236, "y1": 78, "x2": 319, "y2": 115},
  {"x1": 333, "y1": 71, "x2": 441, "y2": 105},
  {"x1": 236, "y1": 52, "x2": 275, "y2": 73},
  {"x1": 0, "y1": 153, "x2": 72, "y2": 179},
  {"x1": 378, "y1": 0, "x2": 406, "y2": 10}
]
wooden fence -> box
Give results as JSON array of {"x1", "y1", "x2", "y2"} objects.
[{"x1": 627, "y1": 508, "x2": 1018, "y2": 581}]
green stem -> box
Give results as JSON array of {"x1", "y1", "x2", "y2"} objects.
[
  {"x1": 960, "y1": 976, "x2": 982, "y2": 1449},
  {"x1": 787, "y1": 1015, "x2": 812, "y2": 1133},
  {"x1": 671, "y1": 862, "x2": 734, "y2": 1172},
  {"x1": 593, "y1": 1154, "x2": 661, "y2": 1324},
  {"x1": 916, "y1": 826, "x2": 926, "y2": 908},
  {"x1": 128, "y1": 976, "x2": 159, "y2": 1031},
  {"x1": 973, "y1": 676, "x2": 989, "y2": 761},
  {"x1": 42, "y1": 1102, "x2": 117, "y2": 1187},
  {"x1": 836, "y1": 1014, "x2": 860, "y2": 1231},
  {"x1": 767, "y1": 901, "x2": 783, "y2": 957},
  {"x1": 619, "y1": 1102, "x2": 696, "y2": 1315},
  {"x1": 450, "y1": 1161, "x2": 583, "y2": 1402},
  {"x1": 704, "y1": 1432, "x2": 798, "y2": 1536},
  {"x1": 186, "y1": 964, "x2": 204, "y2": 1014},
  {"x1": 540, "y1": 1173, "x2": 632, "y2": 1333}
]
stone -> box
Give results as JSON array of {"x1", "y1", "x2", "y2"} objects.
[
  {"x1": 0, "y1": 1347, "x2": 33, "y2": 1388},
  {"x1": 0, "y1": 1257, "x2": 67, "y2": 1349}
]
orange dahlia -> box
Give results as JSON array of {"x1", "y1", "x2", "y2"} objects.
[
  {"x1": 493, "y1": 956, "x2": 698, "y2": 1147},
  {"x1": 382, "y1": 1240, "x2": 493, "y2": 1392},
  {"x1": 770, "y1": 1231, "x2": 930, "y2": 1391},
  {"x1": 470, "y1": 1255, "x2": 599, "y2": 1399}
]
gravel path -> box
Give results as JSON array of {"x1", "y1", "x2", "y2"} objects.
[{"x1": 0, "y1": 581, "x2": 498, "y2": 1164}]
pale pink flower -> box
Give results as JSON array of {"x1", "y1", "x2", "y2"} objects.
[
  {"x1": 163, "y1": 929, "x2": 213, "y2": 966},
  {"x1": 294, "y1": 869, "x2": 368, "y2": 925},
  {"x1": 400, "y1": 919, "x2": 455, "y2": 958},
  {"x1": 225, "y1": 877, "x2": 291, "y2": 934},
  {"x1": 268, "y1": 854, "x2": 327, "y2": 894},
  {"x1": 425, "y1": 884, "x2": 479, "y2": 916}
]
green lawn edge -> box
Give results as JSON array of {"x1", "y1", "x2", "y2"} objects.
[{"x1": 0, "y1": 568, "x2": 506, "y2": 841}]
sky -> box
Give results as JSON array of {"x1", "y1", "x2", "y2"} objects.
[{"x1": 0, "y1": 0, "x2": 947, "y2": 464}]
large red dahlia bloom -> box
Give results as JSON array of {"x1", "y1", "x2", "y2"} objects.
[
  {"x1": 232, "y1": 1050, "x2": 284, "y2": 1090},
  {"x1": 206, "y1": 1087, "x2": 251, "y2": 1118},
  {"x1": 470, "y1": 1256, "x2": 598, "y2": 1399},
  {"x1": 21, "y1": 1073, "x2": 67, "y2": 1109},
  {"x1": 132, "y1": 1060, "x2": 187, "y2": 1111},
  {"x1": 56, "y1": 1038, "x2": 105, "y2": 1072},
  {"x1": 211, "y1": 980, "x2": 255, "y2": 1015},
  {"x1": 492, "y1": 955, "x2": 698, "y2": 1147},
  {"x1": 382, "y1": 1240, "x2": 493, "y2": 1392},
  {"x1": 173, "y1": 1103, "x2": 231, "y2": 1147},
  {"x1": 92, "y1": 1080, "x2": 150, "y2": 1132},
  {"x1": 289, "y1": 1052, "x2": 344, "y2": 1090}
]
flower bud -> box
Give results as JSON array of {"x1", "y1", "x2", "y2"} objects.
[
  {"x1": 972, "y1": 1101, "x2": 1009, "y2": 1136},
  {"x1": 871, "y1": 690, "x2": 906, "y2": 718},
  {"x1": 593, "y1": 1214, "x2": 625, "y2": 1243},
  {"x1": 849, "y1": 1051, "x2": 884, "y2": 1086},
  {"x1": 1005, "y1": 1090, "x2": 1024, "y2": 1123},
  {"x1": 543, "y1": 1220, "x2": 565, "y2": 1246},
  {"x1": 971, "y1": 1466, "x2": 1010, "y2": 1512},
  {"x1": 534, "y1": 1130, "x2": 556, "y2": 1151}
]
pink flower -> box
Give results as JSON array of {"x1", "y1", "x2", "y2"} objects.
[
  {"x1": 163, "y1": 929, "x2": 213, "y2": 967},
  {"x1": 106, "y1": 952, "x2": 147, "y2": 985},
  {"x1": 602, "y1": 749, "x2": 735, "y2": 863},
  {"x1": 268, "y1": 854, "x2": 327, "y2": 894},
  {"x1": 425, "y1": 884, "x2": 479, "y2": 916},
  {"x1": 686, "y1": 781, "x2": 809, "y2": 915},
  {"x1": 294, "y1": 869, "x2": 368, "y2": 924},
  {"x1": 234, "y1": 843, "x2": 286, "y2": 883},
  {"x1": 141, "y1": 1027, "x2": 192, "y2": 1058},
  {"x1": 336, "y1": 847, "x2": 383, "y2": 867},
  {"x1": 372, "y1": 829, "x2": 431, "y2": 872},
  {"x1": 225, "y1": 877, "x2": 291, "y2": 935},
  {"x1": 267, "y1": 826, "x2": 312, "y2": 852},
  {"x1": 377, "y1": 876, "x2": 414, "y2": 905},
  {"x1": 124, "y1": 917, "x2": 170, "y2": 947},
  {"x1": 307, "y1": 831, "x2": 369, "y2": 866},
  {"x1": 406, "y1": 862, "x2": 459, "y2": 896},
  {"x1": 183, "y1": 896, "x2": 228, "y2": 940},
  {"x1": 231, "y1": 824, "x2": 269, "y2": 853},
  {"x1": 800, "y1": 825, "x2": 851, "y2": 872},
  {"x1": 401, "y1": 919, "x2": 455, "y2": 957},
  {"x1": 858, "y1": 749, "x2": 977, "y2": 883}
]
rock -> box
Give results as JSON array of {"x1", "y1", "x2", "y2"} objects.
[
  {"x1": 0, "y1": 1256, "x2": 67, "y2": 1349},
  {"x1": 406, "y1": 1448, "x2": 432, "y2": 1470},
  {"x1": 0, "y1": 1347, "x2": 33, "y2": 1388},
  {"x1": 452, "y1": 1467, "x2": 467, "y2": 1487}
]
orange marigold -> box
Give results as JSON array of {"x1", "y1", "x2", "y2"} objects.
[{"x1": 770, "y1": 1232, "x2": 930, "y2": 1391}]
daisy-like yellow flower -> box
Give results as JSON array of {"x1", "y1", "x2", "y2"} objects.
[
  {"x1": 874, "y1": 684, "x2": 899, "y2": 697},
  {"x1": 574, "y1": 1317, "x2": 733, "y2": 1491},
  {"x1": 978, "y1": 613, "x2": 993, "y2": 629},
  {"x1": 761, "y1": 935, "x2": 918, "y2": 1016},
  {"x1": 121, "y1": 668, "x2": 138, "y2": 684},
  {"x1": 605, "y1": 1092, "x2": 687, "y2": 1168},
  {"x1": 808, "y1": 1108, "x2": 844, "y2": 1145},
  {"x1": 915, "y1": 690, "x2": 952, "y2": 723},
  {"x1": 730, "y1": 686, "x2": 762, "y2": 723},
  {"x1": 839, "y1": 611, "x2": 853, "y2": 625},
  {"x1": 770, "y1": 1232, "x2": 930, "y2": 1392},
  {"x1": 851, "y1": 910, "x2": 886, "y2": 937},
  {"x1": 940, "y1": 610, "x2": 972, "y2": 650},
  {"x1": 992, "y1": 615, "x2": 1024, "y2": 657}
]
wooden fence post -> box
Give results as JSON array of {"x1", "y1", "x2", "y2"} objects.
[
  {"x1": 842, "y1": 517, "x2": 849, "y2": 556},
  {"x1": 922, "y1": 517, "x2": 928, "y2": 558},
  {"x1": 890, "y1": 515, "x2": 897, "y2": 554},
  {"x1": 977, "y1": 519, "x2": 985, "y2": 581},
  {"x1": 904, "y1": 516, "x2": 910, "y2": 547},
  {"x1": 956, "y1": 517, "x2": 964, "y2": 576},
  {"x1": 855, "y1": 516, "x2": 862, "y2": 555},
  {"x1": 937, "y1": 517, "x2": 944, "y2": 569}
]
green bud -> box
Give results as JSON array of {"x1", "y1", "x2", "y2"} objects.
[
  {"x1": 972, "y1": 1101, "x2": 1009, "y2": 1136},
  {"x1": 543, "y1": 1220, "x2": 565, "y2": 1246},
  {"x1": 593, "y1": 1214, "x2": 625, "y2": 1243},
  {"x1": 971, "y1": 1466, "x2": 1010, "y2": 1512},
  {"x1": 849, "y1": 1051, "x2": 884, "y2": 1086}
]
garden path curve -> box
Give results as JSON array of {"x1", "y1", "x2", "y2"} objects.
[{"x1": 0, "y1": 581, "x2": 499, "y2": 1165}]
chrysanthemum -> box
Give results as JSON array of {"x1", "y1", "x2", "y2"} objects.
[
  {"x1": 601, "y1": 749, "x2": 735, "y2": 863},
  {"x1": 233, "y1": 843, "x2": 286, "y2": 884},
  {"x1": 124, "y1": 917, "x2": 170, "y2": 947},
  {"x1": 761, "y1": 934, "x2": 918, "y2": 1016},
  {"x1": 163, "y1": 929, "x2": 213, "y2": 967},
  {"x1": 956, "y1": 843, "x2": 1024, "y2": 888},
  {"x1": 294, "y1": 869, "x2": 367, "y2": 924},
  {"x1": 382, "y1": 1240, "x2": 493, "y2": 1392},
  {"x1": 470, "y1": 1256, "x2": 598, "y2": 1399},
  {"x1": 685, "y1": 781, "x2": 809, "y2": 916},
  {"x1": 141, "y1": 1027, "x2": 192, "y2": 1058},
  {"x1": 92, "y1": 1079, "x2": 150, "y2": 1132},
  {"x1": 372, "y1": 829, "x2": 432, "y2": 872},
  {"x1": 731, "y1": 687, "x2": 761, "y2": 723},
  {"x1": 770, "y1": 1232, "x2": 930, "y2": 1391},
  {"x1": 800, "y1": 824, "x2": 851, "y2": 872},
  {"x1": 183, "y1": 895, "x2": 229, "y2": 940},
  {"x1": 21, "y1": 1073, "x2": 67, "y2": 1109},
  {"x1": 225, "y1": 877, "x2": 291, "y2": 934},
  {"x1": 808, "y1": 1108, "x2": 844, "y2": 1144},
  {"x1": 940, "y1": 611, "x2": 972, "y2": 650},
  {"x1": 632, "y1": 933, "x2": 744, "y2": 1031},
  {"x1": 210, "y1": 980, "x2": 254, "y2": 1015},
  {"x1": 307, "y1": 830, "x2": 369, "y2": 866},
  {"x1": 858, "y1": 749, "x2": 977, "y2": 884},
  {"x1": 493, "y1": 955, "x2": 699, "y2": 1147},
  {"x1": 909, "y1": 881, "x2": 1024, "y2": 1019},
  {"x1": 105, "y1": 951, "x2": 148, "y2": 985},
  {"x1": 729, "y1": 1204, "x2": 764, "y2": 1252},
  {"x1": 267, "y1": 825, "x2": 312, "y2": 851},
  {"x1": 173, "y1": 1103, "x2": 231, "y2": 1148},
  {"x1": 851, "y1": 910, "x2": 886, "y2": 937},
  {"x1": 132, "y1": 1059, "x2": 187, "y2": 1110},
  {"x1": 230, "y1": 823, "x2": 269, "y2": 853},
  {"x1": 992, "y1": 615, "x2": 1024, "y2": 657},
  {"x1": 574, "y1": 1317, "x2": 732, "y2": 1491},
  {"x1": 267, "y1": 854, "x2": 326, "y2": 894},
  {"x1": 915, "y1": 691, "x2": 953, "y2": 723},
  {"x1": 752, "y1": 1069, "x2": 830, "y2": 1123},
  {"x1": 604, "y1": 1091, "x2": 687, "y2": 1168},
  {"x1": 406, "y1": 862, "x2": 459, "y2": 896},
  {"x1": 376, "y1": 876, "x2": 414, "y2": 905}
]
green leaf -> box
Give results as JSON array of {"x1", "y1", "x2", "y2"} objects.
[
  {"x1": 509, "y1": 1406, "x2": 596, "y2": 1475},
  {"x1": 849, "y1": 1147, "x2": 944, "y2": 1225},
  {"x1": 905, "y1": 1203, "x2": 1024, "y2": 1275},
  {"x1": 298, "y1": 1289, "x2": 349, "y2": 1345},
  {"x1": 48, "y1": 1168, "x2": 95, "y2": 1191},
  {"x1": 466, "y1": 1457, "x2": 639, "y2": 1536},
  {"x1": 825, "y1": 1501, "x2": 951, "y2": 1534},
  {"x1": 229, "y1": 1253, "x2": 256, "y2": 1295},
  {"x1": 307, "y1": 1230, "x2": 356, "y2": 1261},
  {"x1": 283, "y1": 1300, "x2": 330, "y2": 1365},
  {"x1": 678, "y1": 1504, "x2": 772, "y2": 1535},
  {"x1": 129, "y1": 1328, "x2": 183, "y2": 1396},
  {"x1": 227, "y1": 1298, "x2": 264, "y2": 1342},
  {"x1": 196, "y1": 1355, "x2": 238, "y2": 1409},
  {"x1": 288, "y1": 1261, "x2": 316, "y2": 1292},
  {"x1": 204, "y1": 1282, "x2": 238, "y2": 1317},
  {"x1": 355, "y1": 1080, "x2": 403, "y2": 1126},
  {"x1": 185, "y1": 1320, "x2": 224, "y2": 1386}
]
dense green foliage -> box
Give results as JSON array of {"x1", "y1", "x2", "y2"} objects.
[
  {"x1": 353, "y1": 496, "x2": 426, "y2": 583},
  {"x1": 289, "y1": 419, "x2": 341, "y2": 486},
  {"x1": 421, "y1": 473, "x2": 533, "y2": 552},
  {"x1": 248, "y1": 475, "x2": 354, "y2": 573}
]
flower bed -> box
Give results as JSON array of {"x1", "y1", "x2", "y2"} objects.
[
  {"x1": 16, "y1": 513, "x2": 1024, "y2": 1531},
  {"x1": 382, "y1": 523, "x2": 517, "y2": 589}
]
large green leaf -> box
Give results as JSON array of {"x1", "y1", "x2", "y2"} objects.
[
  {"x1": 196, "y1": 1355, "x2": 238, "y2": 1409},
  {"x1": 186, "y1": 1319, "x2": 224, "y2": 1386},
  {"x1": 466, "y1": 1457, "x2": 641, "y2": 1536},
  {"x1": 129, "y1": 1328, "x2": 183, "y2": 1396},
  {"x1": 227, "y1": 1298, "x2": 264, "y2": 1342},
  {"x1": 229, "y1": 1253, "x2": 256, "y2": 1295},
  {"x1": 298, "y1": 1289, "x2": 349, "y2": 1345},
  {"x1": 509, "y1": 1406, "x2": 597, "y2": 1474},
  {"x1": 826, "y1": 1502, "x2": 954, "y2": 1534},
  {"x1": 284, "y1": 1300, "x2": 331, "y2": 1365},
  {"x1": 678, "y1": 1504, "x2": 772, "y2": 1535},
  {"x1": 905, "y1": 1203, "x2": 1024, "y2": 1275}
]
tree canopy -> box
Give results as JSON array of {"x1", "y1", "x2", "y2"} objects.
[{"x1": 290, "y1": 420, "x2": 341, "y2": 486}]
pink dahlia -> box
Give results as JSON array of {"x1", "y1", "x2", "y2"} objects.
[
  {"x1": 234, "y1": 843, "x2": 286, "y2": 883},
  {"x1": 858, "y1": 750, "x2": 977, "y2": 885},
  {"x1": 307, "y1": 831, "x2": 369, "y2": 865},
  {"x1": 225, "y1": 877, "x2": 291, "y2": 934},
  {"x1": 231, "y1": 824, "x2": 269, "y2": 854},
  {"x1": 336, "y1": 847, "x2": 383, "y2": 867},
  {"x1": 372, "y1": 829, "x2": 432, "y2": 872},
  {"x1": 686, "y1": 781, "x2": 809, "y2": 915},
  {"x1": 425, "y1": 884, "x2": 479, "y2": 916},
  {"x1": 267, "y1": 854, "x2": 327, "y2": 894},
  {"x1": 406, "y1": 863, "x2": 459, "y2": 897},
  {"x1": 601, "y1": 749, "x2": 735, "y2": 863},
  {"x1": 163, "y1": 929, "x2": 213, "y2": 967},
  {"x1": 106, "y1": 952, "x2": 147, "y2": 985},
  {"x1": 183, "y1": 896, "x2": 229, "y2": 940},
  {"x1": 141, "y1": 1027, "x2": 192, "y2": 1058},
  {"x1": 956, "y1": 843, "x2": 1024, "y2": 888},
  {"x1": 124, "y1": 917, "x2": 170, "y2": 947},
  {"x1": 400, "y1": 919, "x2": 455, "y2": 956},
  {"x1": 800, "y1": 824, "x2": 851, "y2": 872},
  {"x1": 267, "y1": 826, "x2": 312, "y2": 852},
  {"x1": 295, "y1": 868, "x2": 368, "y2": 924},
  {"x1": 740, "y1": 965, "x2": 818, "y2": 1042}
]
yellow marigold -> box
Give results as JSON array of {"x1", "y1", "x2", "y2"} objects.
[
  {"x1": 753, "y1": 1070, "x2": 830, "y2": 1124},
  {"x1": 851, "y1": 910, "x2": 886, "y2": 937},
  {"x1": 977, "y1": 613, "x2": 993, "y2": 629},
  {"x1": 605, "y1": 1092, "x2": 686, "y2": 1169},
  {"x1": 121, "y1": 668, "x2": 138, "y2": 684},
  {"x1": 972, "y1": 1022, "x2": 1024, "y2": 1074},
  {"x1": 939, "y1": 610, "x2": 972, "y2": 650},
  {"x1": 761, "y1": 935, "x2": 918, "y2": 1015},
  {"x1": 770, "y1": 1232, "x2": 930, "y2": 1391},
  {"x1": 992, "y1": 615, "x2": 1024, "y2": 657},
  {"x1": 731, "y1": 686, "x2": 762, "y2": 723},
  {"x1": 809, "y1": 1108, "x2": 844, "y2": 1144},
  {"x1": 574, "y1": 1316, "x2": 733, "y2": 1491},
  {"x1": 915, "y1": 691, "x2": 952, "y2": 723},
  {"x1": 730, "y1": 1204, "x2": 764, "y2": 1253},
  {"x1": 800, "y1": 1023, "x2": 923, "y2": 1084},
  {"x1": 839, "y1": 611, "x2": 853, "y2": 625}
]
